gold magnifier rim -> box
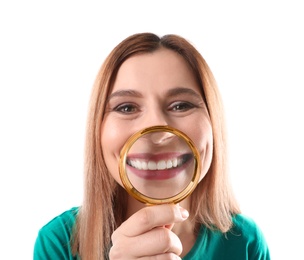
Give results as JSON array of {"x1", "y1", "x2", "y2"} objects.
[{"x1": 119, "y1": 125, "x2": 201, "y2": 205}]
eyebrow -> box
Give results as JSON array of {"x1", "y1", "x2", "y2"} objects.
[
  {"x1": 107, "y1": 89, "x2": 143, "y2": 101},
  {"x1": 166, "y1": 87, "x2": 203, "y2": 100},
  {"x1": 107, "y1": 87, "x2": 202, "y2": 101}
]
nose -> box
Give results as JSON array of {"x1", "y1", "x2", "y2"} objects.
[
  {"x1": 149, "y1": 131, "x2": 175, "y2": 145},
  {"x1": 142, "y1": 107, "x2": 170, "y2": 129}
]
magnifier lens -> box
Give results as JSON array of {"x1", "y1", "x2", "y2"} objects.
[{"x1": 119, "y1": 126, "x2": 200, "y2": 205}]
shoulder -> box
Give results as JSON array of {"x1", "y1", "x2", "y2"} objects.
[
  {"x1": 227, "y1": 214, "x2": 271, "y2": 258},
  {"x1": 39, "y1": 206, "x2": 79, "y2": 233},
  {"x1": 33, "y1": 207, "x2": 79, "y2": 260},
  {"x1": 230, "y1": 214, "x2": 266, "y2": 242},
  {"x1": 184, "y1": 214, "x2": 270, "y2": 259}
]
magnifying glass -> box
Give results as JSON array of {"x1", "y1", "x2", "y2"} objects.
[{"x1": 119, "y1": 125, "x2": 201, "y2": 205}]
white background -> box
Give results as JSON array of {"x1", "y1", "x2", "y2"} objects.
[{"x1": 0, "y1": 1, "x2": 303, "y2": 259}]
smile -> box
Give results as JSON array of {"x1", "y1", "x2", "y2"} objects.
[
  {"x1": 126, "y1": 153, "x2": 193, "y2": 180},
  {"x1": 127, "y1": 155, "x2": 187, "y2": 170}
]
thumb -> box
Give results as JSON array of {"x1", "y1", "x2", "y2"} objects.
[{"x1": 164, "y1": 204, "x2": 189, "y2": 230}]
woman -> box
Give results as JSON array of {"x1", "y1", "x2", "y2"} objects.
[{"x1": 34, "y1": 33, "x2": 270, "y2": 259}]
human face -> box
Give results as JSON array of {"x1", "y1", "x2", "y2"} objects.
[{"x1": 101, "y1": 48, "x2": 213, "y2": 190}]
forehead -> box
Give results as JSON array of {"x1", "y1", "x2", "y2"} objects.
[
  {"x1": 111, "y1": 48, "x2": 200, "y2": 93},
  {"x1": 118, "y1": 48, "x2": 192, "y2": 76}
]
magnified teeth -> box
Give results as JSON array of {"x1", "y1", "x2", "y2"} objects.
[
  {"x1": 142, "y1": 161, "x2": 148, "y2": 170},
  {"x1": 173, "y1": 158, "x2": 177, "y2": 167},
  {"x1": 167, "y1": 160, "x2": 173, "y2": 169},
  {"x1": 135, "y1": 160, "x2": 142, "y2": 169},
  {"x1": 157, "y1": 160, "x2": 166, "y2": 170},
  {"x1": 148, "y1": 161, "x2": 157, "y2": 170},
  {"x1": 127, "y1": 155, "x2": 189, "y2": 170}
]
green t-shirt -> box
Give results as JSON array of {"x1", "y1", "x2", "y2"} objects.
[{"x1": 34, "y1": 207, "x2": 270, "y2": 259}]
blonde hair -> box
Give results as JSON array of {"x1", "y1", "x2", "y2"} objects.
[{"x1": 72, "y1": 33, "x2": 240, "y2": 259}]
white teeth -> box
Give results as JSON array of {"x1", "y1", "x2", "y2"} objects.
[
  {"x1": 148, "y1": 161, "x2": 157, "y2": 170},
  {"x1": 166, "y1": 160, "x2": 173, "y2": 169},
  {"x1": 135, "y1": 160, "x2": 142, "y2": 170},
  {"x1": 157, "y1": 160, "x2": 166, "y2": 170},
  {"x1": 172, "y1": 158, "x2": 177, "y2": 167},
  {"x1": 128, "y1": 157, "x2": 184, "y2": 170},
  {"x1": 142, "y1": 161, "x2": 148, "y2": 170}
]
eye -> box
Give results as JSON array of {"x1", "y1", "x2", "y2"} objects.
[
  {"x1": 114, "y1": 103, "x2": 138, "y2": 114},
  {"x1": 169, "y1": 102, "x2": 195, "y2": 112}
]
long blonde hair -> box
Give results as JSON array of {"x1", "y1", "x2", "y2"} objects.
[{"x1": 72, "y1": 33, "x2": 240, "y2": 259}]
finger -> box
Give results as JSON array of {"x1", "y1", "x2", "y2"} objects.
[
  {"x1": 110, "y1": 249, "x2": 181, "y2": 260},
  {"x1": 138, "y1": 253, "x2": 182, "y2": 260},
  {"x1": 113, "y1": 204, "x2": 189, "y2": 239},
  {"x1": 136, "y1": 227, "x2": 183, "y2": 256},
  {"x1": 110, "y1": 227, "x2": 183, "y2": 258}
]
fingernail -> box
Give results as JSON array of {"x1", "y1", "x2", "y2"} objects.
[{"x1": 179, "y1": 207, "x2": 189, "y2": 219}]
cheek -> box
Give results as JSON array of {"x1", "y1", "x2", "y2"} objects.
[
  {"x1": 190, "y1": 122, "x2": 213, "y2": 180},
  {"x1": 100, "y1": 120, "x2": 126, "y2": 185},
  {"x1": 196, "y1": 124, "x2": 213, "y2": 153}
]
